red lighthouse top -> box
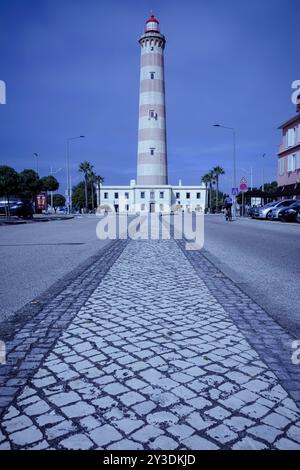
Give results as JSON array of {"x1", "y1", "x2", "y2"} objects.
[{"x1": 145, "y1": 14, "x2": 160, "y2": 33}]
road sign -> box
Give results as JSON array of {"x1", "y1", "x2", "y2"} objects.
[
  {"x1": 239, "y1": 177, "x2": 248, "y2": 192},
  {"x1": 36, "y1": 193, "x2": 47, "y2": 211},
  {"x1": 232, "y1": 188, "x2": 239, "y2": 196}
]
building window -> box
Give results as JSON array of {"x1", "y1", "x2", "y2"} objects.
[
  {"x1": 150, "y1": 191, "x2": 155, "y2": 199},
  {"x1": 297, "y1": 152, "x2": 300, "y2": 170},
  {"x1": 150, "y1": 148, "x2": 155, "y2": 156},
  {"x1": 160, "y1": 204, "x2": 164, "y2": 211},
  {"x1": 150, "y1": 72, "x2": 155, "y2": 79},
  {"x1": 286, "y1": 128, "x2": 297, "y2": 148},
  {"x1": 160, "y1": 191, "x2": 164, "y2": 199},
  {"x1": 176, "y1": 192, "x2": 180, "y2": 199},
  {"x1": 196, "y1": 192, "x2": 201, "y2": 199},
  {"x1": 125, "y1": 204, "x2": 129, "y2": 211},
  {"x1": 279, "y1": 158, "x2": 285, "y2": 176},
  {"x1": 149, "y1": 109, "x2": 157, "y2": 120},
  {"x1": 125, "y1": 192, "x2": 129, "y2": 199},
  {"x1": 141, "y1": 203, "x2": 145, "y2": 211},
  {"x1": 288, "y1": 154, "x2": 297, "y2": 172},
  {"x1": 114, "y1": 192, "x2": 119, "y2": 199},
  {"x1": 104, "y1": 192, "x2": 108, "y2": 199},
  {"x1": 186, "y1": 192, "x2": 190, "y2": 199},
  {"x1": 141, "y1": 191, "x2": 145, "y2": 199}
]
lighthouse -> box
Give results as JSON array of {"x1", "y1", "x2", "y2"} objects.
[
  {"x1": 137, "y1": 15, "x2": 168, "y2": 185},
  {"x1": 98, "y1": 15, "x2": 205, "y2": 216}
]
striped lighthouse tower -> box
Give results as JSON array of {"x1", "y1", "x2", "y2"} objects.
[{"x1": 137, "y1": 15, "x2": 168, "y2": 185}]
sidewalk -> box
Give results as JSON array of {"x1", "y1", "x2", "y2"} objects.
[
  {"x1": 0, "y1": 239, "x2": 300, "y2": 450},
  {"x1": 0, "y1": 215, "x2": 74, "y2": 225}
]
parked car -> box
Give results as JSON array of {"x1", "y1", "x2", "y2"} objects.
[
  {"x1": 269, "y1": 199, "x2": 298, "y2": 220},
  {"x1": 248, "y1": 206, "x2": 260, "y2": 218},
  {"x1": 0, "y1": 199, "x2": 34, "y2": 219},
  {"x1": 278, "y1": 200, "x2": 300, "y2": 223},
  {"x1": 253, "y1": 200, "x2": 295, "y2": 220}
]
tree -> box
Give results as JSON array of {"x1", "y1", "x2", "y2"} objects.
[
  {"x1": 40, "y1": 175, "x2": 59, "y2": 192},
  {"x1": 213, "y1": 166, "x2": 225, "y2": 213},
  {"x1": 87, "y1": 165, "x2": 96, "y2": 212},
  {"x1": 94, "y1": 175, "x2": 104, "y2": 206},
  {"x1": 0, "y1": 166, "x2": 20, "y2": 217},
  {"x1": 72, "y1": 180, "x2": 96, "y2": 211},
  {"x1": 202, "y1": 171, "x2": 215, "y2": 213},
  {"x1": 19, "y1": 169, "x2": 42, "y2": 201},
  {"x1": 79, "y1": 161, "x2": 92, "y2": 212},
  {"x1": 201, "y1": 174, "x2": 211, "y2": 213},
  {"x1": 47, "y1": 194, "x2": 65, "y2": 213},
  {"x1": 260, "y1": 181, "x2": 278, "y2": 193}
]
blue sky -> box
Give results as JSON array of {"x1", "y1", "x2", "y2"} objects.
[{"x1": 0, "y1": 0, "x2": 299, "y2": 194}]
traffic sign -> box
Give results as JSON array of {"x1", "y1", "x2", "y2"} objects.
[
  {"x1": 232, "y1": 188, "x2": 239, "y2": 196},
  {"x1": 239, "y1": 177, "x2": 248, "y2": 192}
]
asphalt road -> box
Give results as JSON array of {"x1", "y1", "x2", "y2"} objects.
[
  {"x1": 0, "y1": 216, "x2": 110, "y2": 326},
  {"x1": 203, "y1": 215, "x2": 300, "y2": 338},
  {"x1": 0, "y1": 213, "x2": 299, "y2": 341}
]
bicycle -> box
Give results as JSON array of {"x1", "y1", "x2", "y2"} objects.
[{"x1": 225, "y1": 205, "x2": 233, "y2": 222}]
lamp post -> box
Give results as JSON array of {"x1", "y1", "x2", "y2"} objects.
[
  {"x1": 213, "y1": 124, "x2": 237, "y2": 219},
  {"x1": 262, "y1": 153, "x2": 266, "y2": 192},
  {"x1": 33, "y1": 153, "x2": 39, "y2": 174},
  {"x1": 50, "y1": 166, "x2": 63, "y2": 210},
  {"x1": 66, "y1": 136, "x2": 85, "y2": 214}
]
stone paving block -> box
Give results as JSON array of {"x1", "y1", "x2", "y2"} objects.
[
  {"x1": 206, "y1": 424, "x2": 238, "y2": 444},
  {"x1": 10, "y1": 426, "x2": 43, "y2": 446},
  {"x1": 247, "y1": 424, "x2": 282, "y2": 444},
  {"x1": 89, "y1": 425, "x2": 122, "y2": 447},
  {"x1": 167, "y1": 424, "x2": 195, "y2": 440},
  {"x1": 48, "y1": 391, "x2": 81, "y2": 407},
  {"x1": 2, "y1": 415, "x2": 33, "y2": 433},
  {"x1": 262, "y1": 412, "x2": 290, "y2": 430},
  {"x1": 59, "y1": 433, "x2": 94, "y2": 450},
  {"x1": 61, "y1": 402, "x2": 95, "y2": 419},
  {"x1": 205, "y1": 406, "x2": 231, "y2": 421},
  {"x1": 131, "y1": 425, "x2": 164, "y2": 443},
  {"x1": 274, "y1": 438, "x2": 300, "y2": 450},
  {"x1": 149, "y1": 436, "x2": 178, "y2": 450},
  {"x1": 23, "y1": 400, "x2": 50, "y2": 417},
  {"x1": 182, "y1": 435, "x2": 219, "y2": 450},
  {"x1": 287, "y1": 425, "x2": 300, "y2": 444},
  {"x1": 109, "y1": 439, "x2": 143, "y2": 450}
]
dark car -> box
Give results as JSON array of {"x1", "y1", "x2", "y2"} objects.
[
  {"x1": 0, "y1": 199, "x2": 34, "y2": 219},
  {"x1": 278, "y1": 200, "x2": 300, "y2": 223}
]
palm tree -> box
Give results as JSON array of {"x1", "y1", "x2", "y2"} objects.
[
  {"x1": 87, "y1": 165, "x2": 96, "y2": 212},
  {"x1": 201, "y1": 174, "x2": 211, "y2": 213},
  {"x1": 213, "y1": 166, "x2": 225, "y2": 213},
  {"x1": 208, "y1": 170, "x2": 215, "y2": 213},
  {"x1": 94, "y1": 175, "x2": 104, "y2": 207},
  {"x1": 79, "y1": 161, "x2": 92, "y2": 212}
]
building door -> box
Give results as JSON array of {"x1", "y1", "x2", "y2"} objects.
[{"x1": 150, "y1": 203, "x2": 155, "y2": 213}]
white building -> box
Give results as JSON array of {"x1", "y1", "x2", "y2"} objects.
[{"x1": 97, "y1": 15, "x2": 205, "y2": 214}]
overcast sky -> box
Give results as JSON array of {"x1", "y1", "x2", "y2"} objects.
[{"x1": 0, "y1": 0, "x2": 299, "y2": 193}]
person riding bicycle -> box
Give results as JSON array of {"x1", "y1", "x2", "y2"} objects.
[{"x1": 224, "y1": 195, "x2": 233, "y2": 221}]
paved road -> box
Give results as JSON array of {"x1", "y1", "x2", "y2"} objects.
[
  {"x1": 203, "y1": 216, "x2": 300, "y2": 339},
  {"x1": 0, "y1": 239, "x2": 299, "y2": 450},
  {"x1": 0, "y1": 216, "x2": 109, "y2": 327}
]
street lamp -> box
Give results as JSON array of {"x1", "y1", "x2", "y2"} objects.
[
  {"x1": 50, "y1": 166, "x2": 63, "y2": 210},
  {"x1": 66, "y1": 136, "x2": 85, "y2": 214},
  {"x1": 262, "y1": 153, "x2": 266, "y2": 192},
  {"x1": 33, "y1": 153, "x2": 39, "y2": 174},
  {"x1": 213, "y1": 124, "x2": 237, "y2": 219}
]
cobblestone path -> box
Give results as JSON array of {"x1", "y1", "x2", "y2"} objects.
[{"x1": 0, "y1": 239, "x2": 300, "y2": 450}]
